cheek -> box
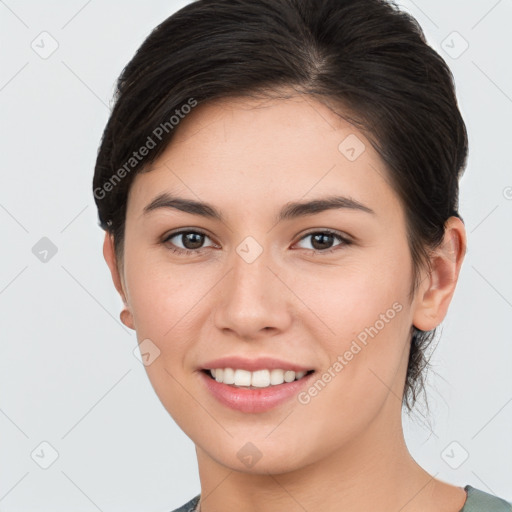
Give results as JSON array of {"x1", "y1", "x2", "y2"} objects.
[
  {"x1": 297, "y1": 257, "x2": 412, "y2": 407},
  {"x1": 296, "y1": 255, "x2": 408, "y2": 338},
  {"x1": 124, "y1": 249, "x2": 219, "y2": 366},
  {"x1": 125, "y1": 242, "x2": 192, "y2": 322},
  {"x1": 123, "y1": 257, "x2": 209, "y2": 426}
]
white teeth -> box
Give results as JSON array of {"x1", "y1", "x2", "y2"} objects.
[
  {"x1": 284, "y1": 370, "x2": 295, "y2": 383},
  {"x1": 208, "y1": 367, "x2": 310, "y2": 387},
  {"x1": 251, "y1": 369, "x2": 270, "y2": 388},
  {"x1": 269, "y1": 369, "x2": 285, "y2": 385},
  {"x1": 234, "y1": 369, "x2": 252, "y2": 386},
  {"x1": 222, "y1": 367, "x2": 235, "y2": 384}
]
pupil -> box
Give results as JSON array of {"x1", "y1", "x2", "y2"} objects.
[
  {"x1": 312, "y1": 233, "x2": 333, "y2": 250},
  {"x1": 183, "y1": 233, "x2": 203, "y2": 249}
]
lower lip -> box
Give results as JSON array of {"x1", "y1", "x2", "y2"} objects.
[{"x1": 199, "y1": 371, "x2": 315, "y2": 413}]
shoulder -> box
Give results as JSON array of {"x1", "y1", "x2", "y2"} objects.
[
  {"x1": 169, "y1": 494, "x2": 200, "y2": 512},
  {"x1": 462, "y1": 485, "x2": 512, "y2": 511},
  {"x1": 167, "y1": 488, "x2": 512, "y2": 512}
]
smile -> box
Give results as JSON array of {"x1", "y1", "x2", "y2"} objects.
[{"x1": 207, "y1": 368, "x2": 314, "y2": 388}]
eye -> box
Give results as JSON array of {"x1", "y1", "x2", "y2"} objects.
[
  {"x1": 162, "y1": 229, "x2": 216, "y2": 255},
  {"x1": 161, "y1": 228, "x2": 351, "y2": 257},
  {"x1": 294, "y1": 230, "x2": 351, "y2": 254}
]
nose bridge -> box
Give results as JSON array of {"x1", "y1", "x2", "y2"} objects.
[
  {"x1": 229, "y1": 236, "x2": 276, "y2": 305},
  {"x1": 213, "y1": 235, "x2": 292, "y2": 336}
]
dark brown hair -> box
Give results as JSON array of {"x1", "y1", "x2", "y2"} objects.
[{"x1": 93, "y1": 0, "x2": 468, "y2": 411}]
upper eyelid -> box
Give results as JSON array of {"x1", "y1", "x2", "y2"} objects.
[
  {"x1": 298, "y1": 228, "x2": 350, "y2": 239},
  {"x1": 162, "y1": 228, "x2": 211, "y2": 239}
]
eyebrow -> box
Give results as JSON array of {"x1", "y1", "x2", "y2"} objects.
[{"x1": 142, "y1": 192, "x2": 375, "y2": 223}]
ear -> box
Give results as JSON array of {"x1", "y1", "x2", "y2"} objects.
[
  {"x1": 103, "y1": 232, "x2": 135, "y2": 330},
  {"x1": 412, "y1": 216, "x2": 467, "y2": 331}
]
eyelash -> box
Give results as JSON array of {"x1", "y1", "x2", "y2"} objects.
[{"x1": 161, "y1": 229, "x2": 352, "y2": 257}]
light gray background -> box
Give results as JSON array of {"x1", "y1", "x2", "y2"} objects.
[{"x1": 1, "y1": 1, "x2": 511, "y2": 510}]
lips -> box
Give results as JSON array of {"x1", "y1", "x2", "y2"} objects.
[{"x1": 198, "y1": 356, "x2": 316, "y2": 413}]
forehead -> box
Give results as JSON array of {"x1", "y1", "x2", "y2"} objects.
[{"x1": 127, "y1": 94, "x2": 403, "y2": 225}]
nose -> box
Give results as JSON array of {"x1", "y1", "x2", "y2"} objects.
[{"x1": 213, "y1": 245, "x2": 293, "y2": 340}]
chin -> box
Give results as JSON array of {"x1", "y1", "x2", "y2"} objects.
[
  {"x1": 199, "y1": 435, "x2": 320, "y2": 476},
  {"x1": 220, "y1": 451, "x2": 306, "y2": 475}
]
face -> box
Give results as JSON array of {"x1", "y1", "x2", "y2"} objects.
[{"x1": 112, "y1": 94, "x2": 425, "y2": 474}]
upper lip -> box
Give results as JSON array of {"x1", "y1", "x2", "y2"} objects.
[{"x1": 201, "y1": 356, "x2": 313, "y2": 373}]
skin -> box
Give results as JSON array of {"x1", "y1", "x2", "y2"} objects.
[{"x1": 104, "y1": 94, "x2": 468, "y2": 512}]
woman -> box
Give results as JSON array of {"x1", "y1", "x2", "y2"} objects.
[{"x1": 92, "y1": 0, "x2": 511, "y2": 510}]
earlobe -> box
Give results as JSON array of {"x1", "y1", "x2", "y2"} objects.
[
  {"x1": 119, "y1": 307, "x2": 135, "y2": 330},
  {"x1": 412, "y1": 216, "x2": 467, "y2": 331},
  {"x1": 102, "y1": 232, "x2": 135, "y2": 330}
]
